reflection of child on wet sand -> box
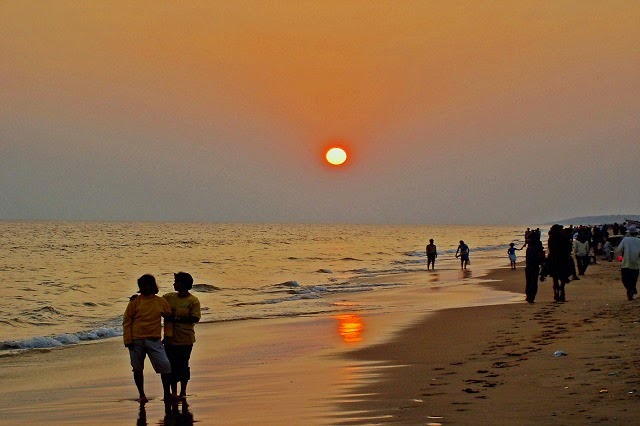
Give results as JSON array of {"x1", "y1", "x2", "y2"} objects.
[
  {"x1": 123, "y1": 274, "x2": 173, "y2": 404},
  {"x1": 507, "y1": 243, "x2": 525, "y2": 270}
]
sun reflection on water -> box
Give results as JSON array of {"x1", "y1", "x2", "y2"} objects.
[{"x1": 336, "y1": 314, "x2": 364, "y2": 343}]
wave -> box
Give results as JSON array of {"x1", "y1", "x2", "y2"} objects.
[
  {"x1": 1, "y1": 279, "x2": 401, "y2": 353},
  {"x1": 1, "y1": 326, "x2": 122, "y2": 352},
  {"x1": 192, "y1": 284, "x2": 221, "y2": 292},
  {"x1": 235, "y1": 281, "x2": 404, "y2": 308}
]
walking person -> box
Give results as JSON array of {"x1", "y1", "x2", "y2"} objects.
[
  {"x1": 455, "y1": 240, "x2": 470, "y2": 270},
  {"x1": 123, "y1": 274, "x2": 173, "y2": 404},
  {"x1": 615, "y1": 225, "x2": 640, "y2": 301},
  {"x1": 573, "y1": 232, "x2": 590, "y2": 276},
  {"x1": 546, "y1": 225, "x2": 571, "y2": 302},
  {"x1": 163, "y1": 272, "x2": 201, "y2": 402},
  {"x1": 426, "y1": 239, "x2": 438, "y2": 271},
  {"x1": 524, "y1": 233, "x2": 545, "y2": 303}
]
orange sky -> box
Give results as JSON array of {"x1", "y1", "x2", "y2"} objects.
[{"x1": 1, "y1": 1, "x2": 639, "y2": 223}]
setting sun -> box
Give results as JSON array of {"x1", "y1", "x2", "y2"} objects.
[{"x1": 325, "y1": 147, "x2": 347, "y2": 166}]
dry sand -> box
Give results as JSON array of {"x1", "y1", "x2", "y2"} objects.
[{"x1": 0, "y1": 259, "x2": 637, "y2": 425}]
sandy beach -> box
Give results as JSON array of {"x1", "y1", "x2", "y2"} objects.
[
  {"x1": 338, "y1": 260, "x2": 640, "y2": 425},
  {"x1": 1, "y1": 259, "x2": 637, "y2": 425}
]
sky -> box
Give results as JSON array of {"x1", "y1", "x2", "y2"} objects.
[{"x1": 1, "y1": 1, "x2": 639, "y2": 225}]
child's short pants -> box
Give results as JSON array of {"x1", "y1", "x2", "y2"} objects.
[{"x1": 128, "y1": 338, "x2": 171, "y2": 374}]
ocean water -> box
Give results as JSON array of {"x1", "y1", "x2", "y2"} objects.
[{"x1": 0, "y1": 222, "x2": 534, "y2": 352}]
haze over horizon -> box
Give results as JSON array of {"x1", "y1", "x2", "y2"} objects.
[{"x1": 2, "y1": 1, "x2": 639, "y2": 225}]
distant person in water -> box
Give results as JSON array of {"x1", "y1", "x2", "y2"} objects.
[
  {"x1": 507, "y1": 242, "x2": 525, "y2": 270},
  {"x1": 163, "y1": 272, "x2": 201, "y2": 402},
  {"x1": 426, "y1": 239, "x2": 438, "y2": 270},
  {"x1": 455, "y1": 240, "x2": 470, "y2": 270},
  {"x1": 123, "y1": 274, "x2": 172, "y2": 404}
]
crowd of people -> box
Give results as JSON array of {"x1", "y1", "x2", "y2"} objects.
[
  {"x1": 425, "y1": 223, "x2": 640, "y2": 303},
  {"x1": 423, "y1": 222, "x2": 640, "y2": 305},
  {"x1": 520, "y1": 222, "x2": 640, "y2": 304}
]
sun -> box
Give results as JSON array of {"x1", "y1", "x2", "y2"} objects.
[{"x1": 325, "y1": 147, "x2": 347, "y2": 166}]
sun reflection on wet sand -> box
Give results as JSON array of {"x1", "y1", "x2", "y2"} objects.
[{"x1": 336, "y1": 314, "x2": 364, "y2": 343}]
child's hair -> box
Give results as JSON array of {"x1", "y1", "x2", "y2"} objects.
[
  {"x1": 509, "y1": 243, "x2": 515, "y2": 247},
  {"x1": 174, "y1": 272, "x2": 194, "y2": 290},
  {"x1": 137, "y1": 274, "x2": 159, "y2": 295}
]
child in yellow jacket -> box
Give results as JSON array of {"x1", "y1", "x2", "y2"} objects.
[
  {"x1": 163, "y1": 272, "x2": 201, "y2": 401},
  {"x1": 123, "y1": 274, "x2": 172, "y2": 404}
]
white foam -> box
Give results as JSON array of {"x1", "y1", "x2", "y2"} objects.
[{"x1": 1, "y1": 326, "x2": 122, "y2": 351}]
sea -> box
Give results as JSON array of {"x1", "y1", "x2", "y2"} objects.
[{"x1": 0, "y1": 221, "x2": 539, "y2": 353}]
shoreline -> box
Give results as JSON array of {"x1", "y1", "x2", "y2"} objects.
[
  {"x1": 338, "y1": 260, "x2": 640, "y2": 424},
  {"x1": 1, "y1": 259, "x2": 635, "y2": 424}
]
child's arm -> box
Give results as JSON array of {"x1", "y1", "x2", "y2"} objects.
[
  {"x1": 122, "y1": 300, "x2": 136, "y2": 347},
  {"x1": 172, "y1": 299, "x2": 201, "y2": 324}
]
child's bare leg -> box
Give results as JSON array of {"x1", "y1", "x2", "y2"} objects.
[
  {"x1": 133, "y1": 371, "x2": 147, "y2": 403},
  {"x1": 161, "y1": 373, "x2": 173, "y2": 400}
]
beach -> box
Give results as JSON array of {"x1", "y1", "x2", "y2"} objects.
[
  {"x1": 0, "y1": 257, "x2": 637, "y2": 425},
  {"x1": 3, "y1": 1, "x2": 638, "y2": 423},
  {"x1": 339, "y1": 260, "x2": 640, "y2": 425},
  {"x1": 338, "y1": 262, "x2": 640, "y2": 425}
]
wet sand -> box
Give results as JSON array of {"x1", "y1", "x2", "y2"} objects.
[
  {"x1": 337, "y1": 260, "x2": 640, "y2": 425},
  {"x1": 0, "y1": 259, "x2": 636, "y2": 424}
]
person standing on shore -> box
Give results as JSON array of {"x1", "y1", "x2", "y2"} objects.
[
  {"x1": 426, "y1": 239, "x2": 438, "y2": 271},
  {"x1": 123, "y1": 274, "x2": 173, "y2": 404},
  {"x1": 163, "y1": 272, "x2": 201, "y2": 402},
  {"x1": 546, "y1": 225, "x2": 571, "y2": 302},
  {"x1": 507, "y1": 242, "x2": 525, "y2": 270},
  {"x1": 456, "y1": 240, "x2": 470, "y2": 270},
  {"x1": 603, "y1": 238, "x2": 614, "y2": 261},
  {"x1": 573, "y1": 232, "x2": 590, "y2": 276},
  {"x1": 524, "y1": 233, "x2": 545, "y2": 303},
  {"x1": 615, "y1": 225, "x2": 640, "y2": 301}
]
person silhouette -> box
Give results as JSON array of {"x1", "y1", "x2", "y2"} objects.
[
  {"x1": 426, "y1": 239, "x2": 438, "y2": 270},
  {"x1": 455, "y1": 240, "x2": 470, "y2": 270}
]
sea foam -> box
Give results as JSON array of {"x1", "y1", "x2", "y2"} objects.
[{"x1": 1, "y1": 326, "x2": 122, "y2": 351}]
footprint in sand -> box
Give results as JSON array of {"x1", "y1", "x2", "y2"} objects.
[{"x1": 421, "y1": 391, "x2": 446, "y2": 397}]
